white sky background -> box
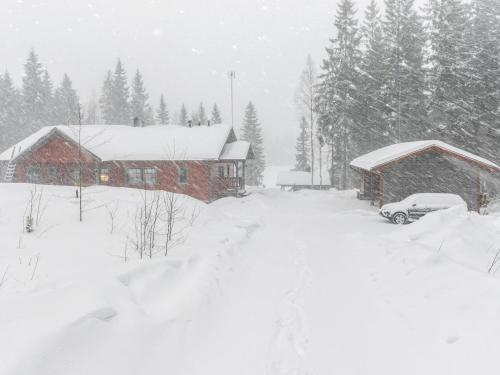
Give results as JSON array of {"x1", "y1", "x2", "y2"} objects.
[{"x1": 0, "y1": 0, "x2": 422, "y2": 164}]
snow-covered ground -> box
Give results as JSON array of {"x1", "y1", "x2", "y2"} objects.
[{"x1": 2, "y1": 184, "x2": 500, "y2": 374}]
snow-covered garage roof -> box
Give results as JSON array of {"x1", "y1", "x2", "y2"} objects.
[
  {"x1": 0, "y1": 124, "x2": 251, "y2": 162},
  {"x1": 350, "y1": 140, "x2": 500, "y2": 172}
]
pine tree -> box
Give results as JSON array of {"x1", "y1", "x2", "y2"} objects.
[
  {"x1": 0, "y1": 71, "x2": 22, "y2": 149},
  {"x1": 53, "y1": 74, "x2": 80, "y2": 125},
  {"x1": 197, "y1": 102, "x2": 207, "y2": 124},
  {"x1": 316, "y1": 0, "x2": 361, "y2": 189},
  {"x1": 109, "y1": 59, "x2": 130, "y2": 124},
  {"x1": 382, "y1": 0, "x2": 427, "y2": 142},
  {"x1": 241, "y1": 102, "x2": 265, "y2": 185},
  {"x1": 22, "y1": 49, "x2": 47, "y2": 133},
  {"x1": 359, "y1": 0, "x2": 388, "y2": 151},
  {"x1": 156, "y1": 94, "x2": 170, "y2": 125},
  {"x1": 99, "y1": 70, "x2": 114, "y2": 124},
  {"x1": 179, "y1": 104, "x2": 188, "y2": 126},
  {"x1": 130, "y1": 70, "x2": 152, "y2": 125},
  {"x1": 295, "y1": 116, "x2": 311, "y2": 172},
  {"x1": 211, "y1": 103, "x2": 222, "y2": 124}
]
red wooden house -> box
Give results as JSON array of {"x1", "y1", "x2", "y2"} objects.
[
  {"x1": 0, "y1": 124, "x2": 253, "y2": 202},
  {"x1": 350, "y1": 140, "x2": 500, "y2": 211}
]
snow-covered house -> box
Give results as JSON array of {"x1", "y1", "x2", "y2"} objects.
[
  {"x1": 350, "y1": 140, "x2": 500, "y2": 211},
  {"x1": 0, "y1": 124, "x2": 254, "y2": 202}
]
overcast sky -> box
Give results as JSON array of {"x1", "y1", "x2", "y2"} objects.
[{"x1": 0, "y1": 0, "x2": 392, "y2": 164}]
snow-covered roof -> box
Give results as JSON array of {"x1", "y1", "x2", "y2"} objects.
[
  {"x1": 0, "y1": 124, "x2": 242, "y2": 162},
  {"x1": 350, "y1": 140, "x2": 500, "y2": 172},
  {"x1": 277, "y1": 171, "x2": 315, "y2": 186},
  {"x1": 219, "y1": 141, "x2": 252, "y2": 161}
]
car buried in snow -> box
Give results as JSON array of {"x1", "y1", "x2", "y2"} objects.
[{"x1": 379, "y1": 193, "x2": 467, "y2": 224}]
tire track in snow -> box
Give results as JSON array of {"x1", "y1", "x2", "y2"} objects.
[{"x1": 267, "y1": 248, "x2": 315, "y2": 375}]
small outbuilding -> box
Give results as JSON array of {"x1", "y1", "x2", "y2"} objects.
[
  {"x1": 350, "y1": 140, "x2": 500, "y2": 211},
  {"x1": 276, "y1": 171, "x2": 331, "y2": 191}
]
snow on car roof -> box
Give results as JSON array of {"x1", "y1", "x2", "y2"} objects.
[
  {"x1": 350, "y1": 140, "x2": 500, "y2": 171},
  {"x1": 0, "y1": 124, "x2": 236, "y2": 162},
  {"x1": 404, "y1": 193, "x2": 466, "y2": 204}
]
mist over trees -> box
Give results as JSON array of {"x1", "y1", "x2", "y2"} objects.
[
  {"x1": 0, "y1": 51, "x2": 239, "y2": 153},
  {"x1": 299, "y1": 0, "x2": 500, "y2": 189}
]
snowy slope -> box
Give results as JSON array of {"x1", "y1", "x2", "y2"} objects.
[{"x1": 2, "y1": 185, "x2": 500, "y2": 374}]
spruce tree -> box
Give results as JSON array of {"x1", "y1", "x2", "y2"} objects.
[
  {"x1": 40, "y1": 70, "x2": 55, "y2": 125},
  {"x1": 382, "y1": 0, "x2": 427, "y2": 142},
  {"x1": 295, "y1": 56, "x2": 317, "y2": 184},
  {"x1": 316, "y1": 0, "x2": 361, "y2": 189},
  {"x1": 109, "y1": 59, "x2": 130, "y2": 124},
  {"x1": 359, "y1": 0, "x2": 388, "y2": 151},
  {"x1": 464, "y1": 0, "x2": 500, "y2": 162},
  {"x1": 156, "y1": 94, "x2": 170, "y2": 125},
  {"x1": 53, "y1": 74, "x2": 80, "y2": 125},
  {"x1": 130, "y1": 70, "x2": 152, "y2": 125},
  {"x1": 211, "y1": 103, "x2": 222, "y2": 124},
  {"x1": 99, "y1": 70, "x2": 114, "y2": 124},
  {"x1": 426, "y1": 0, "x2": 470, "y2": 146},
  {"x1": 241, "y1": 102, "x2": 265, "y2": 186},
  {"x1": 191, "y1": 111, "x2": 200, "y2": 125},
  {"x1": 295, "y1": 116, "x2": 311, "y2": 172},
  {"x1": 179, "y1": 104, "x2": 188, "y2": 126},
  {"x1": 0, "y1": 71, "x2": 22, "y2": 149},
  {"x1": 197, "y1": 102, "x2": 207, "y2": 124},
  {"x1": 22, "y1": 49, "x2": 46, "y2": 133}
]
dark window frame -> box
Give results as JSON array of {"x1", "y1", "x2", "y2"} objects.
[
  {"x1": 143, "y1": 167, "x2": 157, "y2": 185},
  {"x1": 179, "y1": 167, "x2": 188, "y2": 184}
]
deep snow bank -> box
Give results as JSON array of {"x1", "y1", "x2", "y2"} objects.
[{"x1": 391, "y1": 206, "x2": 500, "y2": 273}]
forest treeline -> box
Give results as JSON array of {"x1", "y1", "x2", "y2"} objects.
[{"x1": 294, "y1": 0, "x2": 500, "y2": 188}]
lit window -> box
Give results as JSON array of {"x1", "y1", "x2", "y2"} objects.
[
  {"x1": 144, "y1": 168, "x2": 157, "y2": 185},
  {"x1": 127, "y1": 168, "x2": 142, "y2": 185},
  {"x1": 179, "y1": 167, "x2": 188, "y2": 184},
  {"x1": 100, "y1": 168, "x2": 110, "y2": 183}
]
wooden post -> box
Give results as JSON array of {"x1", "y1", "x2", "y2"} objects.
[
  {"x1": 235, "y1": 161, "x2": 239, "y2": 197},
  {"x1": 476, "y1": 173, "x2": 481, "y2": 212}
]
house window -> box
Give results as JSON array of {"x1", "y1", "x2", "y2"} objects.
[
  {"x1": 27, "y1": 167, "x2": 40, "y2": 184},
  {"x1": 127, "y1": 168, "x2": 142, "y2": 185},
  {"x1": 143, "y1": 168, "x2": 157, "y2": 185},
  {"x1": 48, "y1": 166, "x2": 58, "y2": 179},
  {"x1": 227, "y1": 164, "x2": 231, "y2": 177},
  {"x1": 71, "y1": 169, "x2": 80, "y2": 184},
  {"x1": 100, "y1": 168, "x2": 110, "y2": 183},
  {"x1": 218, "y1": 165, "x2": 225, "y2": 178},
  {"x1": 179, "y1": 167, "x2": 188, "y2": 184}
]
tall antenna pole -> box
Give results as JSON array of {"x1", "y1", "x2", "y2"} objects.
[{"x1": 229, "y1": 71, "x2": 236, "y2": 128}]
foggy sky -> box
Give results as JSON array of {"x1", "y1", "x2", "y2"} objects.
[{"x1": 0, "y1": 0, "x2": 382, "y2": 165}]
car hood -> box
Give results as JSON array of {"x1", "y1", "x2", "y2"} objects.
[{"x1": 380, "y1": 202, "x2": 406, "y2": 213}]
